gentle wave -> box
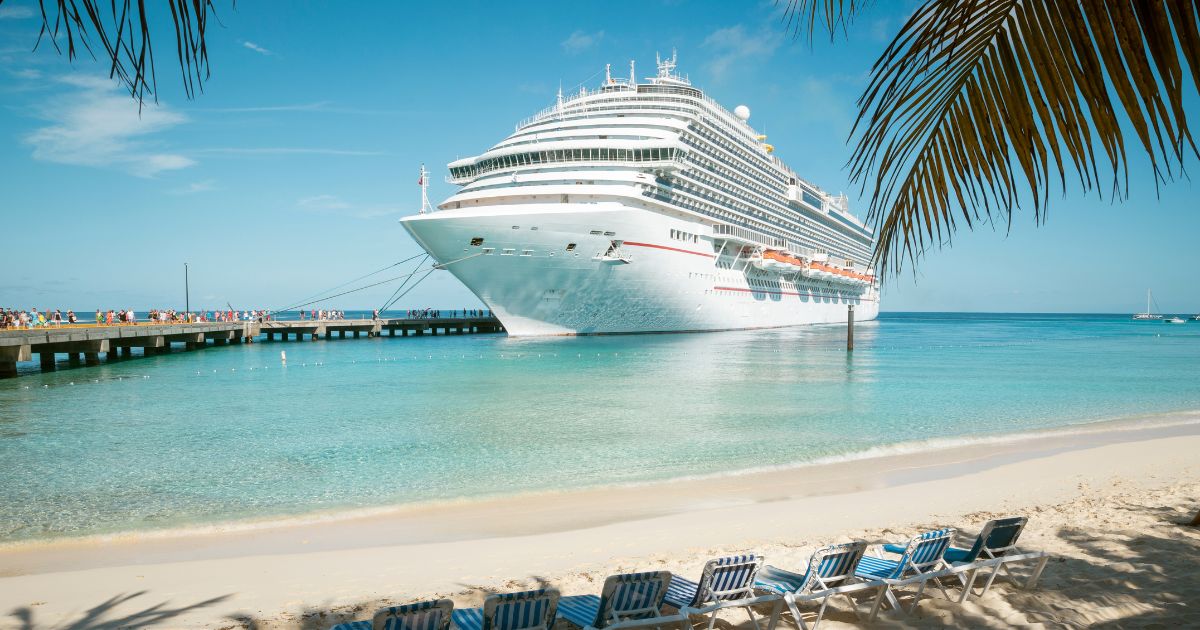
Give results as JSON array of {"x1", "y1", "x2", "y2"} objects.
[{"x1": 4, "y1": 408, "x2": 1196, "y2": 551}]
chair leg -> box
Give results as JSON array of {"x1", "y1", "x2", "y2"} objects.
[
  {"x1": 979, "y1": 564, "x2": 1004, "y2": 597},
  {"x1": 765, "y1": 598, "x2": 784, "y2": 630},
  {"x1": 868, "y1": 586, "x2": 888, "y2": 621},
  {"x1": 745, "y1": 604, "x2": 761, "y2": 630},
  {"x1": 810, "y1": 596, "x2": 831, "y2": 630},
  {"x1": 958, "y1": 569, "x2": 979, "y2": 604},
  {"x1": 932, "y1": 576, "x2": 953, "y2": 601},
  {"x1": 1026, "y1": 556, "x2": 1049, "y2": 590},
  {"x1": 906, "y1": 580, "x2": 928, "y2": 615},
  {"x1": 784, "y1": 595, "x2": 809, "y2": 630},
  {"x1": 840, "y1": 593, "x2": 863, "y2": 621}
]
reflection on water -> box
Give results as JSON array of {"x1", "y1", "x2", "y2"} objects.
[{"x1": 0, "y1": 313, "x2": 1196, "y2": 542}]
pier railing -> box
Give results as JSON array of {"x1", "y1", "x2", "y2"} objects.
[{"x1": 0, "y1": 317, "x2": 504, "y2": 378}]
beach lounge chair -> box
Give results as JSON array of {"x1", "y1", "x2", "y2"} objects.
[
  {"x1": 557, "y1": 571, "x2": 687, "y2": 630},
  {"x1": 662, "y1": 554, "x2": 781, "y2": 630},
  {"x1": 330, "y1": 597, "x2": 454, "y2": 630},
  {"x1": 755, "y1": 541, "x2": 886, "y2": 630},
  {"x1": 451, "y1": 588, "x2": 559, "y2": 630},
  {"x1": 855, "y1": 528, "x2": 956, "y2": 615},
  {"x1": 892, "y1": 517, "x2": 1047, "y2": 601}
]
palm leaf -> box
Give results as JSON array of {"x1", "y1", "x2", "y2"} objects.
[
  {"x1": 30, "y1": 0, "x2": 221, "y2": 108},
  {"x1": 778, "y1": 0, "x2": 864, "y2": 42},
  {"x1": 847, "y1": 0, "x2": 1200, "y2": 276}
]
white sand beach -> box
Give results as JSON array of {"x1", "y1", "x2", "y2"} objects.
[{"x1": 1, "y1": 413, "x2": 1197, "y2": 629}]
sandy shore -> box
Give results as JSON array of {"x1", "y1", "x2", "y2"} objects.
[{"x1": 1, "y1": 412, "x2": 1198, "y2": 629}]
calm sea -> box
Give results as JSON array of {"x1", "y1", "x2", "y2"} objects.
[{"x1": 1, "y1": 312, "x2": 1197, "y2": 543}]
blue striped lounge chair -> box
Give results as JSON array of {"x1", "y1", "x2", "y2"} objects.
[
  {"x1": 330, "y1": 597, "x2": 454, "y2": 630},
  {"x1": 451, "y1": 588, "x2": 559, "y2": 630},
  {"x1": 755, "y1": 541, "x2": 886, "y2": 630},
  {"x1": 557, "y1": 571, "x2": 686, "y2": 630},
  {"x1": 662, "y1": 554, "x2": 781, "y2": 630},
  {"x1": 855, "y1": 528, "x2": 956, "y2": 615}
]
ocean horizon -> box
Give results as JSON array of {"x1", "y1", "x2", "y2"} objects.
[{"x1": 2, "y1": 311, "x2": 1198, "y2": 544}]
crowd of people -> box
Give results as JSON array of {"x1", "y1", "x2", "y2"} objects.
[
  {"x1": 3, "y1": 306, "x2": 494, "y2": 329},
  {"x1": 2, "y1": 308, "x2": 79, "y2": 328},
  {"x1": 1, "y1": 307, "x2": 274, "y2": 329},
  {"x1": 300, "y1": 309, "x2": 347, "y2": 320},
  {"x1": 406, "y1": 308, "x2": 490, "y2": 319}
]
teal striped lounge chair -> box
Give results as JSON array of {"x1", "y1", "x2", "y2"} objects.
[
  {"x1": 755, "y1": 541, "x2": 886, "y2": 630},
  {"x1": 451, "y1": 589, "x2": 559, "y2": 630},
  {"x1": 662, "y1": 554, "x2": 781, "y2": 630},
  {"x1": 895, "y1": 516, "x2": 1047, "y2": 602},
  {"x1": 557, "y1": 571, "x2": 686, "y2": 630},
  {"x1": 855, "y1": 528, "x2": 956, "y2": 615},
  {"x1": 330, "y1": 598, "x2": 454, "y2": 630}
]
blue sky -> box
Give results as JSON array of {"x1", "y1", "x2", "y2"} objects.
[{"x1": 1, "y1": 0, "x2": 1196, "y2": 314}]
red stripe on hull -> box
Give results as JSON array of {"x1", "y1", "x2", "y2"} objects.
[{"x1": 622, "y1": 241, "x2": 714, "y2": 258}]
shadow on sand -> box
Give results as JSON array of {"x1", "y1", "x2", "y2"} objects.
[{"x1": 9, "y1": 591, "x2": 231, "y2": 630}]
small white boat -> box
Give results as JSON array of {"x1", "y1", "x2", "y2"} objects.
[
  {"x1": 1165, "y1": 316, "x2": 1186, "y2": 324},
  {"x1": 1133, "y1": 289, "x2": 1163, "y2": 320}
]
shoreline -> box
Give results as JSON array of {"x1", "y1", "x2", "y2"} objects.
[
  {"x1": 2, "y1": 408, "x2": 1197, "y2": 566},
  {"x1": 0, "y1": 417, "x2": 1196, "y2": 628}
]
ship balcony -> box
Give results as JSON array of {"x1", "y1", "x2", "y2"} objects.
[{"x1": 445, "y1": 153, "x2": 688, "y2": 186}]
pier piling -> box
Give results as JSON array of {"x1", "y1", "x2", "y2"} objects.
[{"x1": 847, "y1": 304, "x2": 855, "y2": 351}]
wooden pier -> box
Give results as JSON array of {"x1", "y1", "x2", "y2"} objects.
[
  {"x1": 0, "y1": 317, "x2": 503, "y2": 377},
  {"x1": 258, "y1": 317, "x2": 504, "y2": 341}
]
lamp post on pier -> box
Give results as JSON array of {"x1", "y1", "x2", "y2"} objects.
[{"x1": 184, "y1": 262, "x2": 190, "y2": 320}]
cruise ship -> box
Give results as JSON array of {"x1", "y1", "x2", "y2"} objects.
[{"x1": 401, "y1": 54, "x2": 880, "y2": 336}]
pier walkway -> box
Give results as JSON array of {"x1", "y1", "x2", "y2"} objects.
[
  {"x1": 259, "y1": 317, "x2": 503, "y2": 341},
  {"x1": 0, "y1": 317, "x2": 504, "y2": 377}
]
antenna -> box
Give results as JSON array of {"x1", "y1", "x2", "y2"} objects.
[
  {"x1": 418, "y1": 163, "x2": 432, "y2": 214},
  {"x1": 605, "y1": 63, "x2": 612, "y2": 84},
  {"x1": 629, "y1": 59, "x2": 636, "y2": 84}
]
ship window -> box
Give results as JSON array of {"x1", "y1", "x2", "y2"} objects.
[
  {"x1": 566, "y1": 243, "x2": 576, "y2": 251},
  {"x1": 521, "y1": 250, "x2": 533, "y2": 256},
  {"x1": 590, "y1": 230, "x2": 603, "y2": 235},
  {"x1": 604, "y1": 231, "x2": 615, "y2": 236},
  {"x1": 501, "y1": 249, "x2": 515, "y2": 256},
  {"x1": 470, "y1": 237, "x2": 484, "y2": 246},
  {"x1": 482, "y1": 247, "x2": 495, "y2": 254},
  {"x1": 512, "y1": 225, "x2": 520, "y2": 229}
]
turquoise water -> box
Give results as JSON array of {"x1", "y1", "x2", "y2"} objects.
[{"x1": 1, "y1": 313, "x2": 1197, "y2": 543}]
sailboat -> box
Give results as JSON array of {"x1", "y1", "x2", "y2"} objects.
[{"x1": 1132, "y1": 289, "x2": 1163, "y2": 320}]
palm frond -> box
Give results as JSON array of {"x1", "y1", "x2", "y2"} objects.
[
  {"x1": 32, "y1": 0, "x2": 221, "y2": 108},
  {"x1": 850, "y1": 0, "x2": 1200, "y2": 276},
  {"x1": 778, "y1": 0, "x2": 866, "y2": 42}
]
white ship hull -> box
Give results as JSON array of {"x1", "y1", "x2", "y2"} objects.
[{"x1": 403, "y1": 203, "x2": 879, "y2": 336}]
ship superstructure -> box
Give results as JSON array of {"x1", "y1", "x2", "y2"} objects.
[{"x1": 402, "y1": 54, "x2": 880, "y2": 335}]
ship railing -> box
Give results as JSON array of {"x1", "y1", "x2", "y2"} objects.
[
  {"x1": 445, "y1": 154, "x2": 688, "y2": 186},
  {"x1": 712, "y1": 223, "x2": 786, "y2": 249}
]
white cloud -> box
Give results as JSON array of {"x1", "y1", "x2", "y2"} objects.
[
  {"x1": 298, "y1": 194, "x2": 406, "y2": 219},
  {"x1": 0, "y1": 5, "x2": 35, "y2": 19},
  {"x1": 702, "y1": 25, "x2": 782, "y2": 80},
  {"x1": 298, "y1": 194, "x2": 351, "y2": 211},
  {"x1": 242, "y1": 41, "x2": 273, "y2": 55},
  {"x1": 12, "y1": 68, "x2": 41, "y2": 79},
  {"x1": 23, "y1": 74, "x2": 194, "y2": 177},
  {"x1": 561, "y1": 30, "x2": 604, "y2": 54},
  {"x1": 171, "y1": 180, "x2": 217, "y2": 195},
  {"x1": 197, "y1": 147, "x2": 384, "y2": 157}
]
